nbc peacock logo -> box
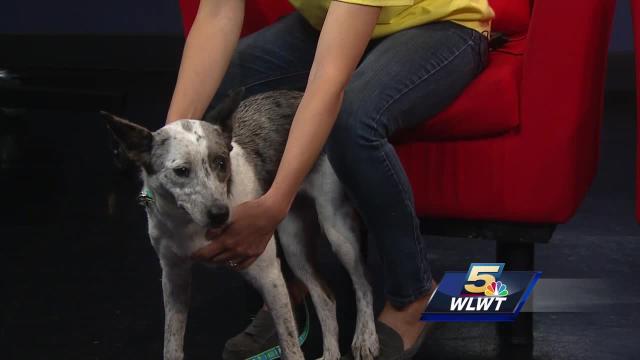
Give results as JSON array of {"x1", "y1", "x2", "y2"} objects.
[{"x1": 485, "y1": 281, "x2": 509, "y2": 297}]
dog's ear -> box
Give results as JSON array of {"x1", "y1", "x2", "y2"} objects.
[
  {"x1": 102, "y1": 111, "x2": 153, "y2": 166},
  {"x1": 204, "y1": 88, "x2": 244, "y2": 135}
]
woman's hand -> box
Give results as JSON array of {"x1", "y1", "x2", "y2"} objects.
[{"x1": 191, "y1": 195, "x2": 287, "y2": 270}]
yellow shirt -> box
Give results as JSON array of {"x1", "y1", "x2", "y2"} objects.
[{"x1": 288, "y1": 0, "x2": 494, "y2": 38}]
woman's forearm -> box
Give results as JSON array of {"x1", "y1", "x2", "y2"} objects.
[
  {"x1": 264, "y1": 2, "x2": 381, "y2": 215},
  {"x1": 265, "y1": 79, "x2": 344, "y2": 213},
  {"x1": 166, "y1": 0, "x2": 245, "y2": 123}
]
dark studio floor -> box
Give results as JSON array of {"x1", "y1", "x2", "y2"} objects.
[{"x1": 0, "y1": 36, "x2": 639, "y2": 360}]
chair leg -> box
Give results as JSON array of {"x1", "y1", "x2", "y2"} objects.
[{"x1": 496, "y1": 241, "x2": 534, "y2": 346}]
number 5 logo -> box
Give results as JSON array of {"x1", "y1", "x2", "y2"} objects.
[{"x1": 464, "y1": 263, "x2": 505, "y2": 294}]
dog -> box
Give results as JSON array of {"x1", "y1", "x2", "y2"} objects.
[{"x1": 103, "y1": 89, "x2": 379, "y2": 360}]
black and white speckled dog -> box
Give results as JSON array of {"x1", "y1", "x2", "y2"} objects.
[{"x1": 103, "y1": 90, "x2": 379, "y2": 360}]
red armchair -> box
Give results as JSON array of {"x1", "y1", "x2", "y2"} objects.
[{"x1": 178, "y1": 0, "x2": 616, "y2": 346}]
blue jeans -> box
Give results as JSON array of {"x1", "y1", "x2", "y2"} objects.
[{"x1": 214, "y1": 13, "x2": 489, "y2": 308}]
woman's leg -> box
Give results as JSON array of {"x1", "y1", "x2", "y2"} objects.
[
  {"x1": 211, "y1": 12, "x2": 317, "y2": 106},
  {"x1": 326, "y1": 21, "x2": 489, "y2": 349}
]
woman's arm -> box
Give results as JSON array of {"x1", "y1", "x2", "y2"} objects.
[
  {"x1": 166, "y1": 0, "x2": 245, "y2": 123},
  {"x1": 265, "y1": 1, "x2": 381, "y2": 214},
  {"x1": 193, "y1": 1, "x2": 381, "y2": 269}
]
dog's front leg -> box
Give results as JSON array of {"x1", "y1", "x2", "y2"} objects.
[
  {"x1": 160, "y1": 255, "x2": 192, "y2": 360},
  {"x1": 243, "y1": 239, "x2": 304, "y2": 360}
]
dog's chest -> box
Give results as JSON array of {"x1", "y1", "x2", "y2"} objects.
[{"x1": 149, "y1": 217, "x2": 209, "y2": 257}]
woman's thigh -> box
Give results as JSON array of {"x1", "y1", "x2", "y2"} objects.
[
  {"x1": 324, "y1": 23, "x2": 488, "y2": 304},
  {"x1": 345, "y1": 21, "x2": 489, "y2": 138},
  {"x1": 212, "y1": 12, "x2": 318, "y2": 106}
]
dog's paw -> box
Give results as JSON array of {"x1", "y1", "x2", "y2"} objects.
[{"x1": 351, "y1": 325, "x2": 380, "y2": 360}]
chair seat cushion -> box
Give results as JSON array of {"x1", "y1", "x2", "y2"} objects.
[{"x1": 393, "y1": 40, "x2": 525, "y2": 143}]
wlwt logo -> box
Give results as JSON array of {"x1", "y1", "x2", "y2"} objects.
[{"x1": 422, "y1": 263, "x2": 540, "y2": 322}]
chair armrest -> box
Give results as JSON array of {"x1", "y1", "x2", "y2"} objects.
[
  {"x1": 493, "y1": 0, "x2": 617, "y2": 220},
  {"x1": 519, "y1": 0, "x2": 616, "y2": 138}
]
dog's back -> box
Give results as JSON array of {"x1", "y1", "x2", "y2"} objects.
[
  {"x1": 218, "y1": 90, "x2": 379, "y2": 360},
  {"x1": 220, "y1": 90, "x2": 303, "y2": 192}
]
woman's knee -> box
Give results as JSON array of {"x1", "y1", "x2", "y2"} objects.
[{"x1": 326, "y1": 96, "x2": 383, "y2": 159}]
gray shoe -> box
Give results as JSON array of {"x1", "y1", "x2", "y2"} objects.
[
  {"x1": 342, "y1": 321, "x2": 428, "y2": 360},
  {"x1": 223, "y1": 301, "x2": 310, "y2": 360},
  {"x1": 222, "y1": 308, "x2": 277, "y2": 360}
]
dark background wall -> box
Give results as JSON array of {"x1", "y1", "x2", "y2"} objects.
[
  {"x1": 0, "y1": 0, "x2": 635, "y2": 52},
  {"x1": 0, "y1": 0, "x2": 184, "y2": 34}
]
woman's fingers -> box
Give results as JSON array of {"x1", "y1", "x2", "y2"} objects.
[
  {"x1": 192, "y1": 231, "x2": 246, "y2": 267},
  {"x1": 191, "y1": 238, "x2": 226, "y2": 261},
  {"x1": 236, "y1": 256, "x2": 257, "y2": 271},
  {"x1": 205, "y1": 227, "x2": 224, "y2": 239},
  {"x1": 211, "y1": 250, "x2": 236, "y2": 263}
]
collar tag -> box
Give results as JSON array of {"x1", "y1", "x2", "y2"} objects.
[{"x1": 137, "y1": 188, "x2": 154, "y2": 207}]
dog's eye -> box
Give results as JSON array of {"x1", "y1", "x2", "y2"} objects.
[
  {"x1": 173, "y1": 166, "x2": 190, "y2": 178},
  {"x1": 213, "y1": 156, "x2": 226, "y2": 170}
]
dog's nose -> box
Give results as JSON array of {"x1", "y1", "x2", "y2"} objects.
[{"x1": 207, "y1": 207, "x2": 229, "y2": 227}]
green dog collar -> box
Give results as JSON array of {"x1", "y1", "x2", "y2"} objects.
[
  {"x1": 245, "y1": 299, "x2": 310, "y2": 360},
  {"x1": 137, "y1": 188, "x2": 154, "y2": 206}
]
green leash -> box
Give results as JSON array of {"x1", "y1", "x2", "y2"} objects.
[{"x1": 245, "y1": 300, "x2": 310, "y2": 360}]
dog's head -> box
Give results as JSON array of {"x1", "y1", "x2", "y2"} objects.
[{"x1": 103, "y1": 89, "x2": 244, "y2": 228}]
